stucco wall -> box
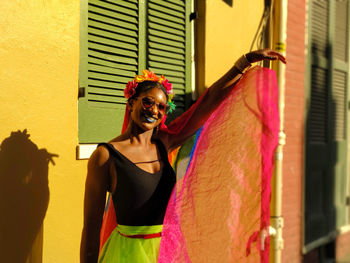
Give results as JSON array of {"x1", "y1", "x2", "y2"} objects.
[
  {"x1": 197, "y1": 0, "x2": 264, "y2": 95},
  {"x1": 0, "y1": 1, "x2": 83, "y2": 262}
]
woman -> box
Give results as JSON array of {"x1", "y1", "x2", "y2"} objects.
[{"x1": 80, "y1": 49, "x2": 286, "y2": 263}]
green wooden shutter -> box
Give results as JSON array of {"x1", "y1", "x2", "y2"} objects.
[
  {"x1": 305, "y1": 0, "x2": 349, "y2": 249},
  {"x1": 332, "y1": 0, "x2": 349, "y2": 229},
  {"x1": 146, "y1": 0, "x2": 192, "y2": 121},
  {"x1": 79, "y1": 0, "x2": 192, "y2": 143},
  {"x1": 305, "y1": 1, "x2": 332, "y2": 246},
  {"x1": 79, "y1": 0, "x2": 139, "y2": 143}
]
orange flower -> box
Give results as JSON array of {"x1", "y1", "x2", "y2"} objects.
[{"x1": 134, "y1": 69, "x2": 159, "y2": 83}]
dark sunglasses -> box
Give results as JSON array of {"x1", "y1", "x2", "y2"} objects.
[{"x1": 141, "y1": 96, "x2": 170, "y2": 114}]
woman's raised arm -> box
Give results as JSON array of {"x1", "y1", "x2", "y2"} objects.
[
  {"x1": 80, "y1": 146, "x2": 110, "y2": 263},
  {"x1": 162, "y1": 49, "x2": 286, "y2": 152}
]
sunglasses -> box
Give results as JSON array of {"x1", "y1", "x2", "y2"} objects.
[{"x1": 141, "y1": 96, "x2": 170, "y2": 114}]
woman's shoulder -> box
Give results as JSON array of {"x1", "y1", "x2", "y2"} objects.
[
  {"x1": 89, "y1": 144, "x2": 111, "y2": 168},
  {"x1": 92, "y1": 133, "x2": 127, "y2": 164}
]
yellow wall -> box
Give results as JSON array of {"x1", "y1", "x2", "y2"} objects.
[
  {"x1": 196, "y1": 0, "x2": 264, "y2": 95},
  {"x1": 0, "y1": 1, "x2": 83, "y2": 262}
]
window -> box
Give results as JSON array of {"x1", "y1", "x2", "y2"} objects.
[
  {"x1": 78, "y1": 0, "x2": 193, "y2": 143},
  {"x1": 304, "y1": 0, "x2": 350, "y2": 251}
]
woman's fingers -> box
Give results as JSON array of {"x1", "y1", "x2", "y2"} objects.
[
  {"x1": 246, "y1": 49, "x2": 286, "y2": 64},
  {"x1": 264, "y1": 49, "x2": 287, "y2": 64},
  {"x1": 266, "y1": 50, "x2": 287, "y2": 64}
]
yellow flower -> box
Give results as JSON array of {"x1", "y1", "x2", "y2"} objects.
[{"x1": 134, "y1": 69, "x2": 159, "y2": 82}]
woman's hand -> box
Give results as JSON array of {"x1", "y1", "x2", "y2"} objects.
[
  {"x1": 245, "y1": 48, "x2": 286, "y2": 64},
  {"x1": 162, "y1": 48, "x2": 286, "y2": 151}
]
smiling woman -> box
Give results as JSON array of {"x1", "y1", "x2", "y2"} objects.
[
  {"x1": 80, "y1": 49, "x2": 286, "y2": 263},
  {"x1": 127, "y1": 80, "x2": 170, "y2": 132},
  {"x1": 80, "y1": 70, "x2": 179, "y2": 263}
]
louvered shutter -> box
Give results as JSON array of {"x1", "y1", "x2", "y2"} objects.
[
  {"x1": 305, "y1": 1, "x2": 332, "y2": 247},
  {"x1": 79, "y1": 0, "x2": 139, "y2": 142},
  {"x1": 305, "y1": 0, "x2": 349, "y2": 249},
  {"x1": 332, "y1": 0, "x2": 349, "y2": 229},
  {"x1": 146, "y1": 0, "x2": 192, "y2": 121},
  {"x1": 79, "y1": 0, "x2": 192, "y2": 143}
]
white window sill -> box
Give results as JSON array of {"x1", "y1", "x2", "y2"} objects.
[{"x1": 76, "y1": 144, "x2": 97, "y2": 160}]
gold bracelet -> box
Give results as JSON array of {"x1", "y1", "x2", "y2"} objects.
[{"x1": 234, "y1": 54, "x2": 252, "y2": 73}]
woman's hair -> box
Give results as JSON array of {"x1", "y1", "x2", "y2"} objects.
[{"x1": 128, "y1": 81, "x2": 169, "y2": 102}]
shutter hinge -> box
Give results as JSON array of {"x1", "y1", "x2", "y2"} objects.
[
  {"x1": 79, "y1": 87, "x2": 86, "y2": 98},
  {"x1": 190, "y1": 12, "x2": 198, "y2": 21},
  {"x1": 346, "y1": 196, "x2": 350, "y2": 206}
]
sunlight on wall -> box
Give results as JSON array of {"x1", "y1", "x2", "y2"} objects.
[
  {"x1": 0, "y1": 1, "x2": 82, "y2": 261},
  {"x1": 197, "y1": 0, "x2": 264, "y2": 95}
]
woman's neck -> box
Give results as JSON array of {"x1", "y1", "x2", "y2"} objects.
[{"x1": 122, "y1": 124, "x2": 155, "y2": 146}]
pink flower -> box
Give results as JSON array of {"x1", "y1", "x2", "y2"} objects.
[
  {"x1": 161, "y1": 79, "x2": 173, "y2": 94},
  {"x1": 124, "y1": 80, "x2": 137, "y2": 98}
]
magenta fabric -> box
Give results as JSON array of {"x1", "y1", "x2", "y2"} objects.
[{"x1": 158, "y1": 66, "x2": 279, "y2": 262}]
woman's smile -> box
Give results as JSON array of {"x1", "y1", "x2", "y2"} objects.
[{"x1": 142, "y1": 111, "x2": 158, "y2": 123}]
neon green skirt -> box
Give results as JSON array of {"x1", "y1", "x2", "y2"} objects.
[{"x1": 98, "y1": 224, "x2": 163, "y2": 263}]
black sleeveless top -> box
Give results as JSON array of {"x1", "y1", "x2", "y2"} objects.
[{"x1": 98, "y1": 140, "x2": 176, "y2": 226}]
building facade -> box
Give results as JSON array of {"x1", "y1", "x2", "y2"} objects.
[
  {"x1": 0, "y1": 0, "x2": 263, "y2": 262},
  {"x1": 2, "y1": 0, "x2": 350, "y2": 262},
  {"x1": 280, "y1": 0, "x2": 350, "y2": 262}
]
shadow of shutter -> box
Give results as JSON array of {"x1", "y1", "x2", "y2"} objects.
[
  {"x1": 305, "y1": 0, "x2": 350, "y2": 249},
  {"x1": 305, "y1": 0, "x2": 332, "y2": 246}
]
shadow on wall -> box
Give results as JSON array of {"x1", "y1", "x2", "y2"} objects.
[
  {"x1": 222, "y1": 0, "x2": 233, "y2": 7},
  {"x1": 0, "y1": 130, "x2": 58, "y2": 263}
]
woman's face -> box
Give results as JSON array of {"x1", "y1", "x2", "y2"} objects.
[{"x1": 130, "y1": 87, "x2": 167, "y2": 131}]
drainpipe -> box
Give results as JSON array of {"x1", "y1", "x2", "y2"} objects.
[
  {"x1": 191, "y1": 0, "x2": 196, "y2": 100},
  {"x1": 270, "y1": 0, "x2": 287, "y2": 262}
]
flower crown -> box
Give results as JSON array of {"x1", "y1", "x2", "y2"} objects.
[{"x1": 124, "y1": 70, "x2": 176, "y2": 113}]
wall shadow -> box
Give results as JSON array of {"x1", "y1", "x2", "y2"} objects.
[
  {"x1": 303, "y1": 39, "x2": 336, "y2": 261},
  {"x1": 0, "y1": 130, "x2": 58, "y2": 262},
  {"x1": 222, "y1": 0, "x2": 233, "y2": 7}
]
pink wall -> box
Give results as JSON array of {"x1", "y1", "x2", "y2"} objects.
[{"x1": 282, "y1": 0, "x2": 307, "y2": 262}]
